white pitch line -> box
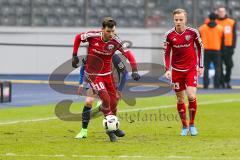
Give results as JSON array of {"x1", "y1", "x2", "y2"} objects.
[
  {"x1": 1, "y1": 153, "x2": 64, "y2": 157},
  {"x1": 119, "y1": 98, "x2": 240, "y2": 113},
  {"x1": 1, "y1": 153, "x2": 240, "y2": 159},
  {"x1": 0, "y1": 117, "x2": 57, "y2": 125},
  {"x1": 0, "y1": 99, "x2": 240, "y2": 125}
]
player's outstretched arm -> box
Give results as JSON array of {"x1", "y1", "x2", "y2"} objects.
[
  {"x1": 122, "y1": 50, "x2": 140, "y2": 81},
  {"x1": 72, "y1": 34, "x2": 82, "y2": 68}
]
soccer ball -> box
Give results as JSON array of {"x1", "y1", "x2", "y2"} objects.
[{"x1": 103, "y1": 115, "x2": 120, "y2": 131}]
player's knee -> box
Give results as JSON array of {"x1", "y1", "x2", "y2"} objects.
[
  {"x1": 85, "y1": 97, "x2": 94, "y2": 107},
  {"x1": 187, "y1": 94, "x2": 196, "y2": 101},
  {"x1": 177, "y1": 96, "x2": 184, "y2": 103},
  {"x1": 85, "y1": 102, "x2": 93, "y2": 107},
  {"x1": 177, "y1": 99, "x2": 185, "y2": 104}
]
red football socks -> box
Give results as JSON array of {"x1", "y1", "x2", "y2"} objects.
[
  {"x1": 177, "y1": 103, "x2": 188, "y2": 128},
  {"x1": 188, "y1": 98, "x2": 197, "y2": 126}
]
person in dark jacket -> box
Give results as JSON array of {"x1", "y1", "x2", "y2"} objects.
[{"x1": 199, "y1": 13, "x2": 224, "y2": 89}]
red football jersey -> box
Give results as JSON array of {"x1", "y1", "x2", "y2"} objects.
[
  {"x1": 164, "y1": 27, "x2": 204, "y2": 71},
  {"x1": 73, "y1": 30, "x2": 137, "y2": 75}
]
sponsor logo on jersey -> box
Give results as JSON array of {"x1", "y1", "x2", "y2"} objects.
[
  {"x1": 173, "y1": 43, "x2": 191, "y2": 48},
  {"x1": 93, "y1": 49, "x2": 111, "y2": 55}
]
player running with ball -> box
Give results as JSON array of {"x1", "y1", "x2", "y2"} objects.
[
  {"x1": 74, "y1": 54, "x2": 128, "y2": 140},
  {"x1": 72, "y1": 17, "x2": 140, "y2": 142},
  {"x1": 164, "y1": 9, "x2": 204, "y2": 136}
]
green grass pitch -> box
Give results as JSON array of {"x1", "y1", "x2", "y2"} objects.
[{"x1": 0, "y1": 93, "x2": 240, "y2": 160}]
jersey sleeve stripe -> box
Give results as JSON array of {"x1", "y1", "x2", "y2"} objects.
[
  {"x1": 81, "y1": 31, "x2": 101, "y2": 41},
  {"x1": 164, "y1": 27, "x2": 175, "y2": 41},
  {"x1": 187, "y1": 27, "x2": 204, "y2": 67},
  {"x1": 199, "y1": 39, "x2": 204, "y2": 67},
  {"x1": 187, "y1": 27, "x2": 201, "y2": 38}
]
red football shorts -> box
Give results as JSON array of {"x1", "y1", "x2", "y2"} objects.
[
  {"x1": 171, "y1": 68, "x2": 198, "y2": 92},
  {"x1": 86, "y1": 74, "x2": 117, "y2": 115}
]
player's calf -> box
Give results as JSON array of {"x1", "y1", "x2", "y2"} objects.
[
  {"x1": 82, "y1": 106, "x2": 91, "y2": 129},
  {"x1": 188, "y1": 98, "x2": 197, "y2": 126}
]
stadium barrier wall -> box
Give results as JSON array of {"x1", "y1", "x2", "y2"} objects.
[{"x1": 0, "y1": 27, "x2": 239, "y2": 78}]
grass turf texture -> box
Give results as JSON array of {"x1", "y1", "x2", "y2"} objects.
[{"x1": 0, "y1": 93, "x2": 240, "y2": 160}]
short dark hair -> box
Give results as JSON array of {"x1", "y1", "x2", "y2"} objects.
[
  {"x1": 209, "y1": 12, "x2": 217, "y2": 20},
  {"x1": 102, "y1": 17, "x2": 116, "y2": 28}
]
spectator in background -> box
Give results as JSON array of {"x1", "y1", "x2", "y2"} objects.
[
  {"x1": 204, "y1": 9, "x2": 219, "y2": 24},
  {"x1": 216, "y1": 7, "x2": 237, "y2": 89},
  {"x1": 199, "y1": 13, "x2": 224, "y2": 89}
]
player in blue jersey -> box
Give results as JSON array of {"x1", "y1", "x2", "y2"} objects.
[{"x1": 75, "y1": 53, "x2": 128, "y2": 140}]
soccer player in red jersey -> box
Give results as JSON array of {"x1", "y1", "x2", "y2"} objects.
[
  {"x1": 72, "y1": 17, "x2": 140, "y2": 141},
  {"x1": 164, "y1": 9, "x2": 204, "y2": 136}
]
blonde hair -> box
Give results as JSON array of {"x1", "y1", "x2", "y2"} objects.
[{"x1": 172, "y1": 8, "x2": 187, "y2": 17}]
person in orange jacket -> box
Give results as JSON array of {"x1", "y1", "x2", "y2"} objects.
[
  {"x1": 199, "y1": 13, "x2": 224, "y2": 89},
  {"x1": 216, "y1": 7, "x2": 237, "y2": 89}
]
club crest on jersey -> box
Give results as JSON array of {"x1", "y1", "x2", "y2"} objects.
[
  {"x1": 106, "y1": 44, "x2": 115, "y2": 51},
  {"x1": 185, "y1": 35, "x2": 191, "y2": 41}
]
